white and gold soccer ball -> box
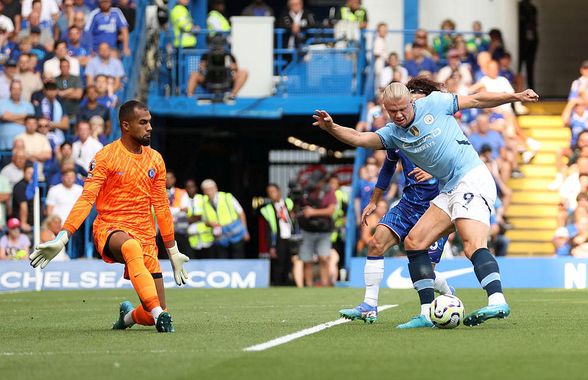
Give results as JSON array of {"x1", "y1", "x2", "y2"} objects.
[{"x1": 430, "y1": 294, "x2": 464, "y2": 329}]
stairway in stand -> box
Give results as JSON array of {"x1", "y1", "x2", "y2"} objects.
[{"x1": 505, "y1": 102, "x2": 568, "y2": 255}]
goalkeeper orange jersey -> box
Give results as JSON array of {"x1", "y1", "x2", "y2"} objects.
[{"x1": 62, "y1": 139, "x2": 175, "y2": 246}]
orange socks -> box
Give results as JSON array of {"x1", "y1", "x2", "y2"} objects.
[
  {"x1": 131, "y1": 305, "x2": 154, "y2": 326},
  {"x1": 121, "y1": 239, "x2": 160, "y2": 312}
]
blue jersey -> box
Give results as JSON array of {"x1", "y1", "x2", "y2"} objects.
[
  {"x1": 377, "y1": 149, "x2": 439, "y2": 205},
  {"x1": 85, "y1": 8, "x2": 128, "y2": 52},
  {"x1": 375, "y1": 91, "x2": 484, "y2": 192},
  {"x1": 569, "y1": 110, "x2": 588, "y2": 147}
]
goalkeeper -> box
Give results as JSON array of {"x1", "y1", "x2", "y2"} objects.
[{"x1": 30, "y1": 100, "x2": 189, "y2": 333}]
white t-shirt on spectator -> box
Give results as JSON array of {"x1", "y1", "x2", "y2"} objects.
[
  {"x1": 0, "y1": 234, "x2": 31, "y2": 259},
  {"x1": 21, "y1": 0, "x2": 60, "y2": 23},
  {"x1": 15, "y1": 132, "x2": 52, "y2": 181},
  {"x1": 0, "y1": 175, "x2": 10, "y2": 228},
  {"x1": 380, "y1": 65, "x2": 409, "y2": 88},
  {"x1": 0, "y1": 164, "x2": 24, "y2": 190},
  {"x1": 72, "y1": 136, "x2": 103, "y2": 170},
  {"x1": 0, "y1": 15, "x2": 15, "y2": 33},
  {"x1": 479, "y1": 75, "x2": 514, "y2": 113},
  {"x1": 46, "y1": 183, "x2": 83, "y2": 223},
  {"x1": 436, "y1": 63, "x2": 473, "y2": 86},
  {"x1": 43, "y1": 56, "x2": 81, "y2": 79}
]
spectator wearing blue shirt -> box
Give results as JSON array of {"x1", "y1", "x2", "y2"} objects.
[
  {"x1": 0, "y1": 80, "x2": 35, "y2": 150},
  {"x1": 468, "y1": 114, "x2": 504, "y2": 161},
  {"x1": 94, "y1": 74, "x2": 118, "y2": 109},
  {"x1": 78, "y1": 84, "x2": 111, "y2": 127},
  {"x1": 84, "y1": 0, "x2": 130, "y2": 55},
  {"x1": 404, "y1": 43, "x2": 437, "y2": 78},
  {"x1": 553, "y1": 227, "x2": 571, "y2": 256},
  {"x1": 55, "y1": 0, "x2": 75, "y2": 40},
  {"x1": 73, "y1": 0, "x2": 90, "y2": 16},
  {"x1": 85, "y1": 42, "x2": 125, "y2": 91},
  {"x1": 498, "y1": 52, "x2": 516, "y2": 86},
  {"x1": 70, "y1": 14, "x2": 92, "y2": 57}
]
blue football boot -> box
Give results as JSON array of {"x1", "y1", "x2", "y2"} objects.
[
  {"x1": 112, "y1": 301, "x2": 134, "y2": 330},
  {"x1": 463, "y1": 304, "x2": 510, "y2": 327},
  {"x1": 339, "y1": 302, "x2": 378, "y2": 323},
  {"x1": 396, "y1": 315, "x2": 434, "y2": 329}
]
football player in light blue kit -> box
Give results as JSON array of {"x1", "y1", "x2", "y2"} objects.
[
  {"x1": 339, "y1": 77, "x2": 453, "y2": 326},
  {"x1": 338, "y1": 147, "x2": 452, "y2": 324},
  {"x1": 314, "y1": 82, "x2": 539, "y2": 327}
]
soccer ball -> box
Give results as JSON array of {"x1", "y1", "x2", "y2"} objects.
[{"x1": 430, "y1": 294, "x2": 464, "y2": 329}]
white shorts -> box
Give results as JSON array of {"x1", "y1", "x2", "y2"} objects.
[{"x1": 431, "y1": 164, "x2": 497, "y2": 226}]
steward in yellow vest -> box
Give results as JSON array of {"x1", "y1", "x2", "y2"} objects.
[
  {"x1": 338, "y1": 0, "x2": 368, "y2": 29},
  {"x1": 201, "y1": 179, "x2": 249, "y2": 259},
  {"x1": 207, "y1": 0, "x2": 230, "y2": 33},
  {"x1": 170, "y1": 0, "x2": 198, "y2": 48}
]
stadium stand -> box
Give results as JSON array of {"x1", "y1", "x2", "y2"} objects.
[{"x1": 0, "y1": 0, "x2": 581, "y2": 271}]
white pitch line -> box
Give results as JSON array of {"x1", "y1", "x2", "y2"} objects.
[{"x1": 243, "y1": 304, "x2": 398, "y2": 352}]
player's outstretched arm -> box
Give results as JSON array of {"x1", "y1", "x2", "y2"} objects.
[
  {"x1": 32, "y1": 154, "x2": 107, "y2": 269},
  {"x1": 458, "y1": 89, "x2": 539, "y2": 110},
  {"x1": 30, "y1": 230, "x2": 69, "y2": 269},
  {"x1": 313, "y1": 110, "x2": 384, "y2": 149}
]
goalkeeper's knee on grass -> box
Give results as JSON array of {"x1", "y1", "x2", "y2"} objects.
[{"x1": 121, "y1": 239, "x2": 160, "y2": 313}]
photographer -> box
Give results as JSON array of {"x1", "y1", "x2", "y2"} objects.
[
  {"x1": 186, "y1": 35, "x2": 248, "y2": 101},
  {"x1": 296, "y1": 172, "x2": 337, "y2": 287}
]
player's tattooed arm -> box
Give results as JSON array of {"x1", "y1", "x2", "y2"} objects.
[
  {"x1": 458, "y1": 89, "x2": 539, "y2": 110},
  {"x1": 313, "y1": 110, "x2": 384, "y2": 149}
]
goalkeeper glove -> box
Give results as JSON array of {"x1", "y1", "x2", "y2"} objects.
[
  {"x1": 167, "y1": 242, "x2": 189, "y2": 286},
  {"x1": 30, "y1": 230, "x2": 69, "y2": 269}
]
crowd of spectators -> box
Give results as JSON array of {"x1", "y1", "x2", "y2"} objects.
[
  {"x1": 356, "y1": 17, "x2": 544, "y2": 258},
  {"x1": 0, "y1": 0, "x2": 133, "y2": 260},
  {"x1": 552, "y1": 60, "x2": 588, "y2": 256}
]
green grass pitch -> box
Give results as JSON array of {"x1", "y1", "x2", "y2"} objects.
[{"x1": 1, "y1": 288, "x2": 587, "y2": 380}]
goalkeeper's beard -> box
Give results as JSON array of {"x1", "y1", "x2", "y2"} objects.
[{"x1": 134, "y1": 135, "x2": 151, "y2": 146}]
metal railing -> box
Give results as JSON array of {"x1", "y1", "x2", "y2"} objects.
[{"x1": 159, "y1": 27, "x2": 368, "y2": 98}]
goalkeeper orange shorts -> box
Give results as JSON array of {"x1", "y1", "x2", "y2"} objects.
[{"x1": 93, "y1": 223, "x2": 161, "y2": 280}]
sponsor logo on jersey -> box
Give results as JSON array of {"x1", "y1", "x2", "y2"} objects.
[
  {"x1": 456, "y1": 139, "x2": 471, "y2": 146},
  {"x1": 401, "y1": 128, "x2": 441, "y2": 153}
]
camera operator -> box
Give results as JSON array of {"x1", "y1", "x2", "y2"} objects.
[
  {"x1": 296, "y1": 172, "x2": 337, "y2": 287},
  {"x1": 186, "y1": 35, "x2": 248, "y2": 101}
]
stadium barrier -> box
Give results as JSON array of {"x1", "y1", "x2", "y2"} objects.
[
  {"x1": 0, "y1": 259, "x2": 269, "y2": 291},
  {"x1": 350, "y1": 257, "x2": 588, "y2": 289}
]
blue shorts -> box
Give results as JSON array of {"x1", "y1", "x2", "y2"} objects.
[{"x1": 378, "y1": 197, "x2": 447, "y2": 264}]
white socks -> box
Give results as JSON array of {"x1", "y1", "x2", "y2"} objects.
[
  {"x1": 123, "y1": 311, "x2": 135, "y2": 327},
  {"x1": 363, "y1": 258, "x2": 384, "y2": 307},
  {"x1": 433, "y1": 272, "x2": 451, "y2": 295},
  {"x1": 420, "y1": 304, "x2": 431, "y2": 320},
  {"x1": 150, "y1": 306, "x2": 164, "y2": 320},
  {"x1": 488, "y1": 292, "x2": 507, "y2": 306}
]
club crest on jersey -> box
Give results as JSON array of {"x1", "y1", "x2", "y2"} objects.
[
  {"x1": 148, "y1": 168, "x2": 156, "y2": 178},
  {"x1": 409, "y1": 125, "x2": 420, "y2": 136},
  {"x1": 89, "y1": 159, "x2": 96, "y2": 172},
  {"x1": 424, "y1": 114, "x2": 434, "y2": 125}
]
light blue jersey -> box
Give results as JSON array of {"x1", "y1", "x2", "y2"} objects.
[{"x1": 375, "y1": 91, "x2": 483, "y2": 192}]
